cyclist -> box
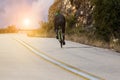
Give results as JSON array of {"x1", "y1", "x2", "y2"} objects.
[{"x1": 54, "y1": 11, "x2": 66, "y2": 45}]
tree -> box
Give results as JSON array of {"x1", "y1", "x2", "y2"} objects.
[
  {"x1": 92, "y1": 0, "x2": 120, "y2": 42},
  {"x1": 7, "y1": 25, "x2": 18, "y2": 33}
]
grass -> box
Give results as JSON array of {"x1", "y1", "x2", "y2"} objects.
[
  {"x1": 26, "y1": 27, "x2": 120, "y2": 53},
  {"x1": 66, "y1": 33, "x2": 120, "y2": 52}
]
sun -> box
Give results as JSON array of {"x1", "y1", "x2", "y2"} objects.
[{"x1": 23, "y1": 18, "x2": 31, "y2": 27}]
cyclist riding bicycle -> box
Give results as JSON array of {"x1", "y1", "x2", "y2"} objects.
[{"x1": 54, "y1": 11, "x2": 66, "y2": 45}]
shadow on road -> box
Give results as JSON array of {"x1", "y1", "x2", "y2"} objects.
[{"x1": 64, "y1": 46, "x2": 93, "y2": 49}]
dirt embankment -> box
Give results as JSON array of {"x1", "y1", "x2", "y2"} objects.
[{"x1": 27, "y1": 31, "x2": 120, "y2": 53}]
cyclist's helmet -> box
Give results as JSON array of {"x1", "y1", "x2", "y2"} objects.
[{"x1": 55, "y1": 10, "x2": 60, "y2": 16}]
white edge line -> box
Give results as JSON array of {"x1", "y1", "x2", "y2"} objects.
[{"x1": 15, "y1": 38, "x2": 102, "y2": 80}]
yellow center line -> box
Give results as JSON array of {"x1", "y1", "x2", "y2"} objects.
[{"x1": 14, "y1": 38, "x2": 104, "y2": 80}]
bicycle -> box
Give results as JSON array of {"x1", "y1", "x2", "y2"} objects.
[{"x1": 57, "y1": 26, "x2": 64, "y2": 48}]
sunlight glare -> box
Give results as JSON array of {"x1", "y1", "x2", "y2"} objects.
[{"x1": 23, "y1": 18, "x2": 31, "y2": 27}]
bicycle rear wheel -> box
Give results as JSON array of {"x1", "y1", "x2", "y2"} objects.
[{"x1": 60, "y1": 41, "x2": 62, "y2": 48}]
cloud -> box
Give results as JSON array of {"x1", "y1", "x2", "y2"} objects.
[{"x1": 0, "y1": 0, "x2": 54, "y2": 28}]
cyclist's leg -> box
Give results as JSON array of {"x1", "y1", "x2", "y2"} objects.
[
  {"x1": 56, "y1": 29, "x2": 59, "y2": 39},
  {"x1": 55, "y1": 25, "x2": 59, "y2": 39}
]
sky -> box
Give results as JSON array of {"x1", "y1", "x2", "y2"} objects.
[{"x1": 0, "y1": 0, "x2": 54, "y2": 29}]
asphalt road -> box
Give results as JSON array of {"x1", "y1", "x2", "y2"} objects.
[
  {"x1": 0, "y1": 34, "x2": 82, "y2": 80},
  {"x1": 0, "y1": 34, "x2": 120, "y2": 80}
]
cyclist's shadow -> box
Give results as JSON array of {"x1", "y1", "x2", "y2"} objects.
[{"x1": 63, "y1": 46, "x2": 93, "y2": 49}]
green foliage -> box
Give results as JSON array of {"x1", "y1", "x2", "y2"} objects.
[
  {"x1": 93, "y1": 0, "x2": 120, "y2": 42},
  {"x1": 66, "y1": 15, "x2": 76, "y2": 28}
]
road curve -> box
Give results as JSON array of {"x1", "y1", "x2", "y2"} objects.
[
  {"x1": 1, "y1": 34, "x2": 120, "y2": 80},
  {"x1": 14, "y1": 33, "x2": 120, "y2": 80},
  {"x1": 0, "y1": 34, "x2": 82, "y2": 80}
]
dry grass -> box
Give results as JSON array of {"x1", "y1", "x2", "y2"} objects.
[
  {"x1": 27, "y1": 30, "x2": 120, "y2": 52},
  {"x1": 27, "y1": 30, "x2": 55, "y2": 38},
  {"x1": 66, "y1": 34, "x2": 120, "y2": 52}
]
